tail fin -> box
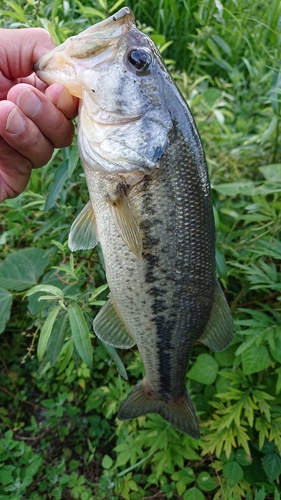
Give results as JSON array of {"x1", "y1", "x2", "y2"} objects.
[{"x1": 117, "y1": 381, "x2": 200, "y2": 439}]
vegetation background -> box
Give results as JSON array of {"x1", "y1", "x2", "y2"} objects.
[{"x1": 0, "y1": 0, "x2": 281, "y2": 498}]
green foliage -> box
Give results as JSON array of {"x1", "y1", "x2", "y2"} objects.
[{"x1": 1, "y1": 0, "x2": 281, "y2": 498}]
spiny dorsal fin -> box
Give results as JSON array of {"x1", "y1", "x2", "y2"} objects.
[
  {"x1": 68, "y1": 201, "x2": 99, "y2": 252},
  {"x1": 109, "y1": 186, "x2": 142, "y2": 260},
  {"x1": 93, "y1": 295, "x2": 136, "y2": 349},
  {"x1": 198, "y1": 278, "x2": 233, "y2": 351}
]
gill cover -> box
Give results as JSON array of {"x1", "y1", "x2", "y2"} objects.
[{"x1": 35, "y1": 8, "x2": 173, "y2": 174}]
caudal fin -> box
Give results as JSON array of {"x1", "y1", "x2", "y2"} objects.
[{"x1": 117, "y1": 381, "x2": 200, "y2": 439}]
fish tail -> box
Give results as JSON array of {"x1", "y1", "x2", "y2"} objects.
[{"x1": 117, "y1": 381, "x2": 200, "y2": 439}]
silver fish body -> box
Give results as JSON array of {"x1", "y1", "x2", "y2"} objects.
[{"x1": 35, "y1": 7, "x2": 233, "y2": 437}]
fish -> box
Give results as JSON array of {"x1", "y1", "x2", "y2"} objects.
[{"x1": 35, "y1": 7, "x2": 233, "y2": 438}]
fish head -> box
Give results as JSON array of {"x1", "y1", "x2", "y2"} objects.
[
  {"x1": 35, "y1": 8, "x2": 173, "y2": 173},
  {"x1": 35, "y1": 8, "x2": 134, "y2": 98}
]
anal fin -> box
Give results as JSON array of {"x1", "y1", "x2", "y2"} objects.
[
  {"x1": 68, "y1": 201, "x2": 98, "y2": 252},
  {"x1": 93, "y1": 295, "x2": 136, "y2": 349},
  {"x1": 198, "y1": 278, "x2": 233, "y2": 351}
]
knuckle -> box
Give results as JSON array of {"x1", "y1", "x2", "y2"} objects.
[{"x1": 50, "y1": 116, "x2": 74, "y2": 148}]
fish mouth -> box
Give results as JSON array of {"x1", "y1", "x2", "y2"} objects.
[{"x1": 34, "y1": 7, "x2": 135, "y2": 97}]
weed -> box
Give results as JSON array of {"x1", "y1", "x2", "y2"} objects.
[{"x1": 0, "y1": 0, "x2": 281, "y2": 498}]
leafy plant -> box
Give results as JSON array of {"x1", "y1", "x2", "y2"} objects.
[{"x1": 0, "y1": 0, "x2": 281, "y2": 498}]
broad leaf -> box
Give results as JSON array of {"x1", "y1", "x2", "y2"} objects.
[
  {"x1": 183, "y1": 487, "x2": 205, "y2": 500},
  {"x1": 236, "y1": 448, "x2": 252, "y2": 467},
  {"x1": 188, "y1": 354, "x2": 219, "y2": 384},
  {"x1": 242, "y1": 345, "x2": 271, "y2": 375},
  {"x1": 262, "y1": 453, "x2": 281, "y2": 483},
  {"x1": 222, "y1": 461, "x2": 243, "y2": 487},
  {"x1": 0, "y1": 288, "x2": 12, "y2": 334},
  {"x1": 0, "y1": 249, "x2": 49, "y2": 291},
  {"x1": 259, "y1": 163, "x2": 281, "y2": 182},
  {"x1": 196, "y1": 471, "x2": 216, "y2": 491}
]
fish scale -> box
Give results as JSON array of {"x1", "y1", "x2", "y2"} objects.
[{"x1": 35, "y1": 6, "x2": 233, "y2": 437}]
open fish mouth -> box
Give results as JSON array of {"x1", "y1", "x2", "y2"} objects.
[{"x1": 34, "y1": 7, "x2": 135, "y2": 97}]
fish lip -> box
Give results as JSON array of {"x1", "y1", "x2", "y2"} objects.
[
  {"x1": 34, "y1": 7, "x2": 134, "y2": 74},
  {"x1": 90, "y1": 113, "x2": 141, "y2": 126}
]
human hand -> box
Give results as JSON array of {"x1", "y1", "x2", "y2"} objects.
[{"x1": 0, "y1": 28, "x2": 79, "y2": 201}]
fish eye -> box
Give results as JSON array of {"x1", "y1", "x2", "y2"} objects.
[{"x1": 127, "y1": 49, "x2": 152, "y2": 72}]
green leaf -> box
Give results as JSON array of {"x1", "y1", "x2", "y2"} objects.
[
  {"x1": 1, "y1": 1, "x2": 27, "y2": 22},
  {"x1": 89, "y1": 283, "x2": 109, "y2": 303},
  {"x1": 68, "y1": 303, "x2": 93, "y2": 368},
  {"x1": 67, "y1": 145, "x2": 80, "y2": 177},
  {"x1": 0, "y1": 288, "x2": 12, "y2": 334},
  {"x1": 108, "y1": 0, "x2": 125, "y2": 14},
  {"x1": 222, "y1": 461, "x2": 244, "y2": 487},
  {"x1": 37, "y1": 305, "x2": 61, "y2": 360},
  {"x1": 188, "y1": 354, "x2": 219, "y2": 384},
  {"x1": 215, "y1": 345, "x2": 236, "y2": 367},
  {"x1": 44, "y1": 160, "x2": 69, "y2": 211},
  {"x1": 196, "y1": 471, "x2": 216, "y2": 491},
  {"x1": 274, "y1": 487, "x2": 280, "y2": 500},
  {"x1": 269, "y1": 333, "x2": 281, "y2": 363},
  {"x1": 203, "y1": 88, "x2": 222, "y2": 107},
  {"x1": 101, "y1": 343, "x2": 127, "y2": 380},
  {"x1": 24, "y1": 284, "x2": 64, "y2": 300},
  {"x1": 0, "y1": 465, "x2": 15, "y2": 485},
  {"x1": 176, "y1": 480, "x2": 187, "y2": 496},
  {"x1": 262, "y1": 453, "x2": 281, "y2": 482},
  {"x1": 254, "y1": 486, "x2": 267, "y2": 500},
  {"x1": 259, "y1": 163, "x2": 281, "y2": 182},
  {"x1": 102, "y1": 455, "x2": 113, "y2": 469},
  {"x1": 40, "y1": 312, "x2": 69, "y2": 370},
  {"x1": 22, "y1": 456, "x2": 42, "y2": 487},
  {"x1": 213, "y1": 181, "x2": 256, "y2": 196},
  {"x1": 236, "y1": 448, "x2": 252, "y2": 467},
  {"x1": 241, "y1": 345, "x2": 271, "y2": 375},
  {"x1": 183, "y1": 487, "x2": 205, "y2": 500},
  {"x1": 0, "y1": 248, "x2": 49, "y2": 291},
  {"x1": 171, "y1": 468, "x2": 195, "y2": 485},
  {"x1": 211, "y1": 34, "x2": 232, "y2": 57},
  {"x1": 57, "y1": 339, "x2": 74, "y2": 375}
]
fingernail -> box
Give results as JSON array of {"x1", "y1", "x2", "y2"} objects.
[
  {"x1": 57, "y1": 87, "x2": 74, "y2": 110},
  {"x1": 5, "y1": 108, "x2": 26, "y2": 135},
  {"x1": 17, "y1": 88, "x2": 43, "y2": 118}
]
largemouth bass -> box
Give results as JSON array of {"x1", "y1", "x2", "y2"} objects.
[{"x1": 35, "y1": 7, "x2": 233, "y2": 438}]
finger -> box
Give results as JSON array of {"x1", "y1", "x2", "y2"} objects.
[
  {"x1": 0, "y1": 100, "x2": 54, "y2": 168},
  {"x1": 45, "y1": 83, "x2": 79, "y2": 120},
  {"x1": 19, "y1": 72, "x2": 48, "y2": 93},
  {"x1": 0, "y1": 137, "x2": 32, "y2": 201},
  {"x1": 7, "y1": 83, "x2": 76, "y2": 148},
  {"x1": 0, "y1": 28, "x2": 54, "y2": 79}
]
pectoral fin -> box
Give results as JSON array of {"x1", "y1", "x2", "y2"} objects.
[
  {"x1": 198, "y1": 279, "x2": 233, "y2": 351},
  {"x1": 93, "y1": 295, "x2": 136, "y2": 349},
  {"x1": 109, "y1": 189, "x2": 142, "y2": 259},
  {"x1": 68, "y1": 201, "x2": 99, "y2": 252}
]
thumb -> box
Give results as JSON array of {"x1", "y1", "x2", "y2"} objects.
[{"x1": 0, "y1": 27, "x2": 55, "y2": 80}]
